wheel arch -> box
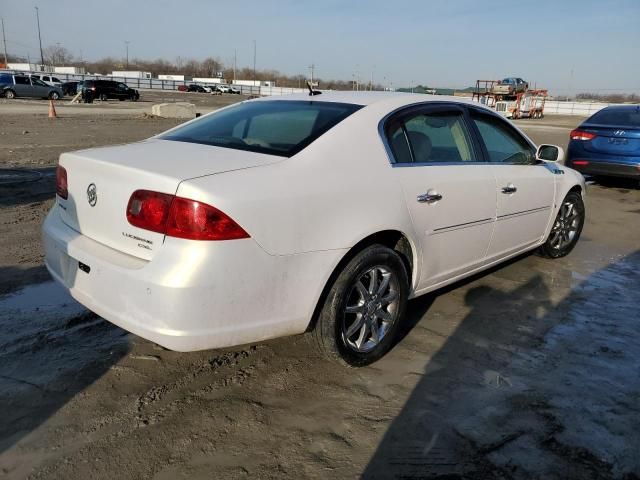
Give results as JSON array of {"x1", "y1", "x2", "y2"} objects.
[{"x1": 305, "y1": 229, "x2": 416, "y2": 332}]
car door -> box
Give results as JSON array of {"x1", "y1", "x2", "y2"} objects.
[
  {"x1": 468, "y1": 107, "x2": 556, "y2": 260},
  {"x1": 30, "y1": 77, "x2": 50, "y2": 97},
  {"x1": 13, "y1": 75, "x2": 31, "y2": 96},
  {"x1": 116, "y1": 83, "x2": 129, "y2": 99},
  {"x1": 385, "y1": 104, "x2": 497, "y2": 291}
]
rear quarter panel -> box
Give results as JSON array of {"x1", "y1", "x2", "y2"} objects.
[{"x1": 175, "y1": 105, "x2": 417, "y2": 257}]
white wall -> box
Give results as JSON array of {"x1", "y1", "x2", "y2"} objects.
[{"x1": 544, "y1": 101, "x2": 612, "y2": 116}]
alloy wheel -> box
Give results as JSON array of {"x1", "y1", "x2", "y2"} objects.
[
  {"x1": 342, "y1": 266, "x2": 400, "y2": 353},
  {"x1": 549, "y1": 198, "x2": 582, "y2": 250}
]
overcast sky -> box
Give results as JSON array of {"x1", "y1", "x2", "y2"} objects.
[{"x1": 2, "y1": 0, "x2": 639, "y2": 94}]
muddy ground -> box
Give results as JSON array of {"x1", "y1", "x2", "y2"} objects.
[{"x1": 0, "y1": 105, "x2": 639, "y2": 480}]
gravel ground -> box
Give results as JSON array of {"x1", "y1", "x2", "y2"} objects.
[{"x1": 0, "y1": 107, "x2": 639, "y2": 480}]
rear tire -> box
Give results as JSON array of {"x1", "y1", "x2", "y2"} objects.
[
  {"x1": 538, "y1": 191, "x2": 585, "y2": 258},
  {"x1": 313, "y1": 245, "x2": 409, "y2": 366},
  {"x1": 4, "y1": 89, "x2": 16, "y2": 99}
]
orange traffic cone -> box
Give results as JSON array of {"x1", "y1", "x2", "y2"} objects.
[{"x1": 48, "y1": 99, "x2": 57, "y2": 119}]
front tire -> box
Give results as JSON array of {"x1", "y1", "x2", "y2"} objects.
[
  {"x1": 538, "y1": 191, "x2": 585, "y2": 258},
  {"x1": 313, "y1": 245, "x2": 409, "y2": 366},
  {"x1": 5, "y1": 89, "x2": 16, "y2": 99},
  {"x1": 49, "y1": 91, "x2": 60, "y2": 100}
]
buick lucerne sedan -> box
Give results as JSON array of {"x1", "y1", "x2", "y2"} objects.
[{"x1": 43, "y1": 92, "x2": 586, "y2": 366}]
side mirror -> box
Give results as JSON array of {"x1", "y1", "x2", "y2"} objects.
[{"x1": 536, "y1": 144, "x2": 565, "y2": 163}]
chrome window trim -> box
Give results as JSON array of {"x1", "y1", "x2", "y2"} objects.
[{"x1": 378, "y1": 101, "x2": 539, "y2": 167}]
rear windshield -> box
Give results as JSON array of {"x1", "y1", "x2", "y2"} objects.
[
  {"x1": 587, "y1": 108, "x2": 640, "y2": 127},
  {"x1": 160, "y1": 100, "x2": 362, "y2": 157}
]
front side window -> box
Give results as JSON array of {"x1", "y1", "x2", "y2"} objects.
[
  {"x1": 471, "y1": 111, "x2": 534, "y2": 164},
  {"x1": 386, "y1": 109, "x2": 475, "y2": 164},
  {"x1": 161, "y1": 100, "x2": 362, "y2": 157},
  {"x1": 14, "y1": 76, "x2": 30, "y2": 85}
]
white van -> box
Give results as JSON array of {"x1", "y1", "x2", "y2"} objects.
[{"x1": 30, "y1": 74, "x2": 63, "y2": 88}]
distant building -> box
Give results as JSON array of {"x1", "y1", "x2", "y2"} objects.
[
  {"x1": 54, "y1": 66, "x2": 86, "y2": 75},
  {"x1": 158, "y1": 74, "x2": 191, "y2": 81},
  {"x1": 111, "y1": 71, "x2": 152, "y2": 79},
  {"x1": 192, "y1": 77, "x2": 224, "y2": 84},
  {"x1": 232, "y1": 79, "x2": 274, "y2": 87},
  {"x1": 7, "y1": 63, "x2": 52, "y2": 73}
]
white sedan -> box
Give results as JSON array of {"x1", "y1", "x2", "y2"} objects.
[{"x1": 43, "y1": 92, "x2": 586, "y2": 366}]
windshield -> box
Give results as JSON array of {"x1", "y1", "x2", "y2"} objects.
[
  {"x1": 587, "y1": 107, "x2": 640, "y2": 128},
  {"x1": 160, "y1": 100, "x2": 362, "y2": 157}
]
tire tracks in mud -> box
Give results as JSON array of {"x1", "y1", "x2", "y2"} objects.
[{"x1": 29, "y1": 344, "x2": 274, "y2": 479}]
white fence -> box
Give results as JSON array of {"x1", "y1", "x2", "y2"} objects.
[{"x1": 543, "y1": 100, "x2": 612, "y2": 116}]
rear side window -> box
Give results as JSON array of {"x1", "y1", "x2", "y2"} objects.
[
  {"x1": 161, "y1": 100, "x2": 362, "y2": 157},
  {"x1": 471, "y1": 111, "x2": 534, "y2": 164},
  {"x1": 15, "y1": 76, "x2": 30, "y2": 85},
  {"x1": 588, "y1": 108, "x2": 640, "y2": 127},
  {"x1": 386, "y1": 109, "x2": 475, "y2": 163}
]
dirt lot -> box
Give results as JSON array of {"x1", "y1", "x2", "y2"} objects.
[{"x1": 0, "y1": 104, "x2": 639, "y2": 480}]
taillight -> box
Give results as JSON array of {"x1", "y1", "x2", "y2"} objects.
[
  {"x1": 570, "y1": 129, "x2": 596, "y2": 141},
  {"x1": 572, "y1": 160, "x2": 589, "y2": 166},
  {"x1": 126, "y1": 190, "x2": 173, "y2": 234},
  {"x1": 126, "y1": 190, "x2": 249, "y2": 241},
  {"x1": 56, "y1": 165, "x2": 68, "y2": 199}
]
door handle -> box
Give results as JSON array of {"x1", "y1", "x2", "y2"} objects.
[
  {"x1": 501, "y1": 183, "x2": 517, "y2": 194},
  {"x1": 417, "y1": 190, "x2": 443, "y2": 203}
]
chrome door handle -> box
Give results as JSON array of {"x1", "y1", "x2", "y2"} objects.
[
  {"x1": 417, "y1": 190, "x2": 443, "y2": 203},
  {"x1": 501, "y1": 184, "x2": 517, "y2": 194}
]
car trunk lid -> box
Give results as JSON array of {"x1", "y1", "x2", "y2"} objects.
[
  {"x1": 582, "y1": 124, "x2": 640, "y2": 157},
  {"x1": 57, "y1": 139, "x2": 281, "y2": 260}
]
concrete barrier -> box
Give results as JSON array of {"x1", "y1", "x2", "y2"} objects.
[{"x1": 151, "y1": 102, "x2": 196, "y2": 119}]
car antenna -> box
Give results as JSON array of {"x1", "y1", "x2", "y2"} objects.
[{"x1": 306, "y1": 81, "x2": 322, "y2": 96}]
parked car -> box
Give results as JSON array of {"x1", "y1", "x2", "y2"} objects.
[
  {"x1": 565, "y1": 105, "x2": 640, "y2": 180},
  {"x1": 0, "y1": 73, "x2": 63, "y2": 99},
  {"x1": 177, "y1": 85, "x2": 188, "y2": 92},
  {"x1": 493, "y1": 77, "x2": 528, "y2": 95},
  {"x1": 61, "y1": 81, "x2": 80, "y2": 96},
  {"x1": 30, "y1": 74, "x2": 64, "y2": 89},
  {"x1": 81, "y1": 79, "x2": 140, "y2": 102},
  {"x1": 202, "y1": 85, "x2": 222, "y2": 94},
  {"x1": 217, "y1": 84, "x2": 232, "y2": 93},
  {"x1": 44, "y1": 93, "x2": 585, "y2": 366},
  {"x1": 187, "y1": 84, "x2": 207, "y2": 93}
]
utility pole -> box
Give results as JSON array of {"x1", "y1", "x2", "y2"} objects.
[
  {"x1": 233, "y1": 49, "x2": 237, "y2": 83},
  {"x1": 308, "y1": 63, "x2": 315, "y2": 86},
  {"x1": 1, "y1": 18, "x2": 8, "y2": 66},
  {"x1": 252, "y1": 40, "x2": 256, "y2": 87},
  {"x1": 35, "y1": 6, "x2": 44, "y2": 70},
  {"x1": 125, "y1": 40, "x2": 130, "y2": 69}
]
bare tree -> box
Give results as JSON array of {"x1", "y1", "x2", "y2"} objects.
[{"x1": 44, "y1": 45, "x2": 74, "y2": 66}]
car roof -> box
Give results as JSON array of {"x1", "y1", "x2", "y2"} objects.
[{"x1": 250, "y1": 91, "x2": 485, "y2": 110}]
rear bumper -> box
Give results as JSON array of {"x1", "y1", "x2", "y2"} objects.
[
  {"x1": 43, "y1": 207, "x2": 344, "y2": 351},
  {"x1": 566, "y1": 159, "x2": 640, "y2": 179}
]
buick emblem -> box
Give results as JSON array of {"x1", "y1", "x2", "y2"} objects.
[{"x1": 87, "y1": 183, "x2": 97, "y2": 207}]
